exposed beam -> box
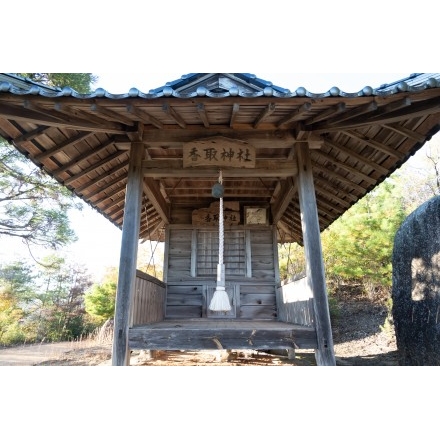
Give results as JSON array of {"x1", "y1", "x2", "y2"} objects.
[
  {"x1": 90, "y1": 103, "x2": 135, "y2": 126},
  {"x1": 63, "y1": 150, "x2": 127, "y2": 185},
  {"x1": 308, "y1": 97, "x2": 420, "y2": 131},
  {"x1": 143, "y1": 178, "x2": 170, "y2": 225},
  {"x1": 381, "y1": 123, "x2": 426, "y2": 144},
  {"x1": 74, "y1": 159, "x2": 129, "y2": 195},
  {"x1": 143, "y1": 161, "x2": 297, "y2": 179},
  {"x1": 141, "y1": 127, "x2": 297, "y2": 148},
  {"x1": 303, "y1": 102, "x2": 346, "y2": 125},
  {"x1": 341, "y1": 130, "x2": 405, "y2": 160},
  {"x1": 53, "y1": 137, "x2": 117, "y2": 177},
  {"x1": 0, "y1": 101, "x2": 70, "y2": 126},
  {"x1": 323, "y1": 138, "x2": 388, "y2": 175},
  {"x1": 253, "y1": 103, "x2": 276, "y2": 128},
  {"x1": 315, "y1": 194, "x2": 345, "y2": 217},
  {"x1": 51, "y1": 102, "x2": 129, "y2": 133},
  {"x1": 197, "y1": 103, "x2": 210, "y2": 128},
  {"x1": 142, "y1": 158, "x2": 296, "y2": 169},
  {"x1": 313, "y1": 174, "x2": 357, "y2": 203},
  {"x1": 53, "y1": 102, "x2": 118, "y2": 127},
  {"x1": 276, "y1": 102, "x2": 312, "y2": 127},
  {"x1": 230, "y1": 103, "x2": 240, "y2": 128},
  {"x1": 101, "y1": 193, "x2": 126, "y2": 214},
  {"x1": 126, "y1": 104, "x2": 164, "y2": 129},
  {"x1": 312, "y1": 161, "x2": 367, "y2": 194},
  {"x1": 324, "y1": 101, "x2": 378, "y2": 126},
  {"x1": 313, "y1": 182, "x2": 351, "y2": 208},
  {"x1": 13, "y1": 125, "x2": 50, "y2": 143},
  {"x1": 271, "y1": 177, "x2": 297, "y2": 223},
  {"x1": 312, "y1": 149, "x2": 376, "y2": 185},
  {"x1": 35, "y1": 132, "x2": 95, "y2": 161},
  {"x1": 162, "y1": 103, "x2": 186, "y2": 128}
]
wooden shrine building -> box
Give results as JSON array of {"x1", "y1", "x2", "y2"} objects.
[{"x1": 1, "y1": 72, "x2": 440, "y2": 366}]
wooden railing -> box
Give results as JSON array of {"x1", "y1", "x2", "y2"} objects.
[
  {"x1": 130, "y1": 270, "x2": 166, "y2": 326},
  {"x1": 276, "y1": 276, "x2": 314, "y2": 326}
]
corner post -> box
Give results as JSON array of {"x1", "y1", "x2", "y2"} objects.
[
  {"x1": 296, "y1": 143, "x2": 336, "y2": 366},
  {"x1": 112, "y1": 142, "x2": 145, "y2": 366}
]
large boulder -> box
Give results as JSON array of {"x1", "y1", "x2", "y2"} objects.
[{"x1": 392, "y1": 196, "x2": 440, "y2": 365}]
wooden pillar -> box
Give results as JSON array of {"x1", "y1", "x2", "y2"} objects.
[
  {"x1": 296, "y1": 143, "x2": 336, "y2": 366},
  {"x1": 112, "y1": 142, "x2": 145, "y2": 366}
]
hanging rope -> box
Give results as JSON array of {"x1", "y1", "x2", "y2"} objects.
[{"x1": 209, "y1": 170, "x2": 231, "y2": 312}]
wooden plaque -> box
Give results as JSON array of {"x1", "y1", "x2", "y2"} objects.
[{"x1": 183, "y1": 136, "x2": 256, "y2": 168}]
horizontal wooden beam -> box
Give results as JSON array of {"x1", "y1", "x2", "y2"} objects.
[
  {"x1": 143, "y1": 160, "x2": 297, "y2": 178},
  {"x1": 141, "y1": 127, "x2": 297, "y2": 147},
  {"x1": 129, "y1": 322, "x2": 317, "y2": 350}
]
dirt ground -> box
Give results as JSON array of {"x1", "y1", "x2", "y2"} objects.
[{"x1": 0, "y1": 283, "x2": 398, "y2": 366}]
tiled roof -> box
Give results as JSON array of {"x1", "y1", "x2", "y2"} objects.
[{"x1": 2, "y1": 72, "x2": 440, "y2": 100}]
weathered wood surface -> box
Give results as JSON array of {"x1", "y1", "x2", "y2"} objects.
[
  {"x1": 183, "y1": 136, "x2": 256, "y2": 168},
  {"x1": 112, "y1": 142, "x2": 144, "y2": 366},
  {"x1": 130, "y1": 270, "x2": 166, "y2": 326},
  {"x1": 165, "y1": 225, "x2": 278, "y2": 319},
  {"x1": 297, "y1": 144, "x2": 336, "y2": 366},
  {"x1": 277, "y1": 277, "x2": 314, "y2": 326},
  {"x1": 128, "y1": 319, "x2": 317, "y2": 350}
]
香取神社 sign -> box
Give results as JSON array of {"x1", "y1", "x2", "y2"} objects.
[{"x1": 183, "y1": 136, "x2": 256, "y2": 168}]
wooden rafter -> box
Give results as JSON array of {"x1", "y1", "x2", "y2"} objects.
[
  {"x1": 271, "y1": 177, "x2": 297, "y2": 223},
  {"x1": 162, "y1": 103, "x2": 186, "y2": 128},
  {"x1": 308, "y1": 98, "x2": 412, "y2": 131},
  {"x1": 304, "y1": 102, "x2": 346, "y2": 125},
  {"x1": 94, "y1": 186, "x2": 126, "y2": 209},
  {"x1": 313, "y1": 174, "x2": 357, "y2": 203},
  {"x1": 341, "y1": 130, "x2": 405, "y2": 160},
  {"x1": 74, "y1": 159, "x2": 129, "y2": 195},
  {"x1": 63, "y1": 150, "x2": 127, "y2": 185},
  {"x1": 230, "y1": 103, "x2": 239, "y2": 128},
  {"x1": 253, "y1": 103, "x2": 276, "y2": 128},
  {"x1": 276, "y1": 102, "x2": 312, "y2": 127},
  {"x1": 143, "y1": 178, "x2": 170, "y2": 225},
  {"x1": 53, "y1": 137, "x2": 117, "y2": 177},
  {"x1": 90, "y1": 103, "x2": 135, "y2": 126},
  {"x1": 13, "y1": 125, "x2": 50, "y2": 143},
  {"x1": 313, "y1": 150, "x2": 376, "y2": 185},
  {"x1": 197, "y1": 103, "x2": 210, "y2": 128},
  {"x1": 323, "y1": 138, "x2": 388, "y2": 174},
  {"x1": 34, "y1": 132, "x2": 95, "y2": 161},
  {"x1": 381, "y1": 123, "x2": 426, "y2": 144},
  {"x1": 312, "y1": 161, "x2": 367, "y2": 194},
  {"x1": 126, "y1": 104, "x2": 164, "y2": 129},
  {"x1": 323, "y1": 101, "x2": 378, "y2": 126},
  {"x1": 313, "y1": 182, "x2": 351, "y2": 208}
]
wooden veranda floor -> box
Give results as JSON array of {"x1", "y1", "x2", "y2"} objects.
[{"x1": 128, "y1": 319, "x2": 317, "y2": 351}]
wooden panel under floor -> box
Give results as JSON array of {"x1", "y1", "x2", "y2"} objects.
[{"x1": 128, "y1": 319, "x2": 317, "y2": 351}]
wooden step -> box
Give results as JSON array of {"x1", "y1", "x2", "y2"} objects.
[{"x1": 129, "y1": 319, "x2": 317, "y2": 351}]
